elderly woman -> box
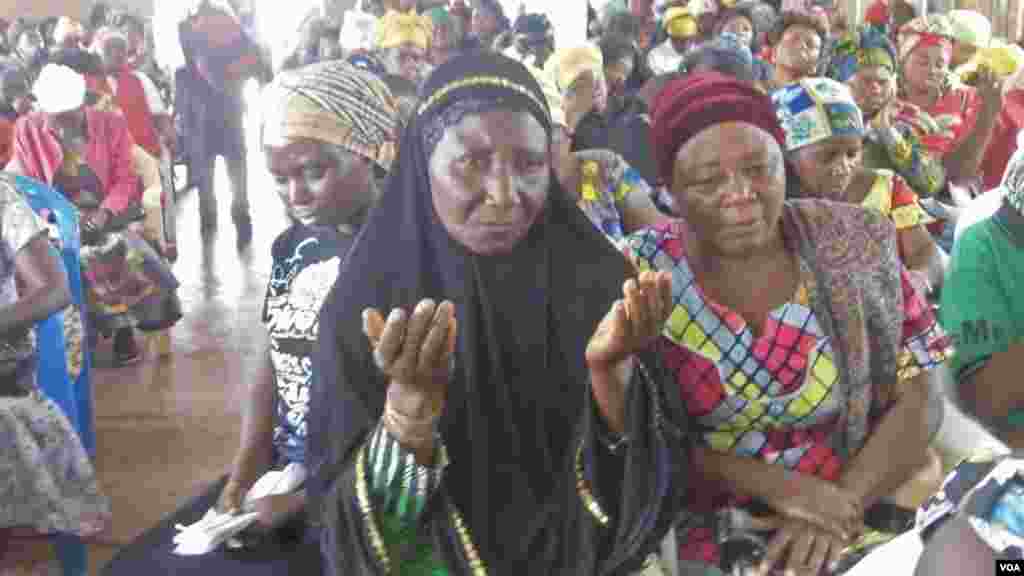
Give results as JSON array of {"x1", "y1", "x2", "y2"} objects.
[
  {"x1": 9, "y1": 64, "x2": 180, "y2": 367},
  {"x1": 0, "y1": 173, "x2": 109, "y2": 558},
  {"x1": 828, "y1": 25, "x2": 947, "y2": 202},
  {"x1": 774, "y1": 77, "x2": 946, "y2": 297},
  {"x1": 634, "y1": 72, "x2": 950, "y2": 575},
  {"x1": 897, "y1": 15, "x2": 1002, "y2": 190},
  {"x1": 309, "y1": 52, "x2": 690, "y2": 575},
  {"x1": 375, "y1": 10, "x2": 432, "y2": 86},
  {"x1": 647, "y1": 6, "x2": 701, "y2": 76},
  {"x1": 102, "y1": 61, "x2": 398, "y2": 576}
]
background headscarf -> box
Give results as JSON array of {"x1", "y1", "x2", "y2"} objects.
[
  {"x1": 311, "y1": 52, "x2": 687, "y2": 575},
  {"x1": 828, "y1": 24, "x2": 897, "y2": 82},
  {"x1": 651, "y1": 71, "x2": 785, "y2": 185},
  {"x1": 898, "y1": 14, "x2": 954, "y2": 63},
  {"x1": 663, "y1": 6, "x2": 700, "y2": 40},
  {"x1": 546, "y1": 43, "x2": 604, "y2": 94},
  {"x1": 772, "y1": 77, "x2": 865, "y2": 152},
  {"x1": 375, "y1": 9, "x2": 432, "y2": 50},
  {"x1": 261, "y1": 60, "x2": 399, "y2": 173},
  {"x1": 948, "y1": 9, "x2": 991, "y2": 49}
]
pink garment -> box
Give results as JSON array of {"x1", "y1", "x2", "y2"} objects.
[{"x1": 11, "y1": 109, "x2": 139, "y2": 214}]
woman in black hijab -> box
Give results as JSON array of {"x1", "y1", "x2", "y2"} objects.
[{"x1": 309, "y1": 52, "x2": 691, "y2": 575}]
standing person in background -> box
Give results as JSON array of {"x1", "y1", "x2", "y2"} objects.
[{"x1": 175, "y1": 0, "x2": 264, "y2": 245}]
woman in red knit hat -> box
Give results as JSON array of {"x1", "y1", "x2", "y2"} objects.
[{"x1": 622, "y1": 72, "x2": 952, "y2": 575}]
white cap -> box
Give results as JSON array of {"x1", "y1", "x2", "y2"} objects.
[{"x1": 32, "y1": 64, "x2": 87, "y2": 115}]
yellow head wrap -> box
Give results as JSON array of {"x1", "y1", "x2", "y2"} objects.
[
  {"x1": 545, "y1": 44, "x2": 604, "y2": 95},
  {"x1": 375, "y1": 10, "x2": 433, "y2": 51},
  {"x1": 957, "y1": 40, "x2": 1024, "y2": 81},
  {"x1": 664, "y1": 7, "x2": 699, "y2": 40}
]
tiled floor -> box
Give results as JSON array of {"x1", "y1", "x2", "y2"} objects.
[{"x1": 3, "y1": 152, "x2": 289, "y2": 574}]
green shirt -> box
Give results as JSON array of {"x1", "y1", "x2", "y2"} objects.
[{"x1": 941, "y1": 212, "x2": 1024, "y2": 383}]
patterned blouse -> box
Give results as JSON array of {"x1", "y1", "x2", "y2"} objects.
[
  {"x1": 573, "y1": 149, "x2": 653, "y2": 247},
  {"x1": 861, "y1": 169, "x2": 935, "y2": 232},
  {"x1": 620, "y1": 202, "x2": 952, "y2": 566}
]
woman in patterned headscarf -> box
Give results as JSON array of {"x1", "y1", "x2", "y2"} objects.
[
  {"x1": 647, "y1": 5, "x2": 702, "y2": 75},
  {"x1": 310, "y1": 51, "x2": 689, "y2": 576},
  {"x1": 102, "y1": 60, "x2": 400, "y2": 576},
  {"x1": 897, "y1": 15, "x2": 1002, "y2": 191},
  {"x1": 828, "y1": 25, "x2": 946, "y2": 202},
  {"x1": 773, "y1": 77, "x2": 946, "y2": 298}
]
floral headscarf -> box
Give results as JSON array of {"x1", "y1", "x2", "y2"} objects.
[
  {"x1": 897, "y1": 14, "x2": 954, "y2": 63},
  {"x1": 828, "y1": 25, "x2": 897, "y2": 82},
  {"x1": 772, "y1": 77, "x2": 865, "y2": 152},
  {"x1": 375, "y1": 10, "x2": 432, "y2": 50},
  {"x1": 663, "y1": 6, "x2": 700, "y2": 40}
]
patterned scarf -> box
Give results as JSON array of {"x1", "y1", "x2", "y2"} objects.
[
  {"x1": 772, "y1": 77, "x2": 865, "y2": 152},
  {"x1": 261, "y1": 60, "x2": 399, "y2": 172},
  {"x1": 828, "y1": 25, "x2": 896, "y2": 82}
]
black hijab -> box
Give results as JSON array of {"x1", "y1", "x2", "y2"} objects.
[{"x1": 309, "y1": 52, "x2": 688, "y2": 574}]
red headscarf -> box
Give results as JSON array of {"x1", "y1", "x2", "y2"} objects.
[{"x1": 650, "y1": 72, "x2": 785, "y2": 186}]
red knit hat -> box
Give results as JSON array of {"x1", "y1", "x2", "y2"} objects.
[{"x1": 650, "y1": 72, "x2": 785, "y2": 187}]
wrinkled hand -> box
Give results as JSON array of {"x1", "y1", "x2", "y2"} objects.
[
  {"x1": 585, "y1": 270, "x2": 673, "y2": 370},
  {"x1": 757, "y1": 518, "x2": 849, "y2": 576},
  {"x1": 363, "y1": 299, "x2": 457, "y2": 419},
  {"x1": 216, "y1": 479, "x2": 245, "y2": 515},
  {"x1": 766, "y1": 474, "x2": 864, "y2": 542},
  {"x1": 977, "y1": 66, "x2": 1005, "y2": 113}
]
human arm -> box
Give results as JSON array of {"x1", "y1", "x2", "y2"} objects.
[
  {"x1": 940, "y1": 224, "x2": 1024, "y2": 447},
  {"x1": 943, "y1": 71, "x2": 1002, "y2": 183},
  {"x1": 874, "y1": 121, "x2": 946, "y2": 199},
  {"x1": 900, "y1": 225, "x2": 947, "y2": 295},
  {"x1": 217, "y1": 348, "x2": 276, "y2": 513}
]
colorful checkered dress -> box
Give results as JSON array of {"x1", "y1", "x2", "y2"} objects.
[{"x1": 620, "y1": 202, "x2": 952, "y2": 568}]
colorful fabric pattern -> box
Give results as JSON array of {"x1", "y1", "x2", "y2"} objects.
[
  {"x1": 917, "y1": 83, "x2": 983, "y2": 159},
  {"x1": 862, "y1": 169, "x2": 935, "y2": 230},
  {"x1": 620, "y1": 201, "x2": 951, "y2": 567},
  {"x1": 898, "y1": 15, "x2": 955, "y2": 63},
  {"x1": 0, "y1": 177, "x2": 109, "y2": 536},
  {"x1": 772, "y1": 78, "x2": 865, "y2": 153},
  {"x1": 575, "y1": 149, "x2": 653, "y2": 246},
  {"x1": 375, "y1": 10, "x2": 433, "y2": 51},
  {"x1": 863, "y1": 104, "x2": 947, "y2": 199},
  {"x1": 917, "y1": 453, "x2": 1024, "y2": 559},
  {"x1": 827, "y1": 25, "x2": 897, "y2": 83}
]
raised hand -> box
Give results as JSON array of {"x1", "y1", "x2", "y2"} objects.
[
  {"x1": 585, "y1": 270, "x2": 673, "y2": 370},
  {"x1": 363, "y1": 299, "x2": 457, "y2": 422}
]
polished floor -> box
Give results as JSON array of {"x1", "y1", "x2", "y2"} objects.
[{"x1": 5, "y1": 153, "x2": 290, "y2": 575}]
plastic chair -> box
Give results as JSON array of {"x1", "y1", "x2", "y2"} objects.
[{"x1": 17, "y1": 174, "x2": 94, "y2": 576}]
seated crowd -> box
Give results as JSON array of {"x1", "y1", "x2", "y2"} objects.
[{"x1": 4, "y1": 0, "x2": 1024, "y2": 575}]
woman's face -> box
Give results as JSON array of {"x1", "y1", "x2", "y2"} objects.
[
  {"x1": 384, "y1": 43, "x2": 429, "y2": 85},
  {"x1": 605, "y1": 57, "x2": 635, "y2": 100},
  {"x1": 776, "y1": 24, "x2": 822, "y2": 77},
  {"x1": 790, "y1": 134, "x2": 863, "y2": 201},
  {"x1": 721, "y1": 15, "x2": 755, "y2": 47},
  {"x1": 903, "y1": 43, "x2": 950, "y2": 93},
  {"x1": 671, "y1": 121, "x2": 786, "y2": 256},
  {"x1": 429, "y1": 108, "x2": 550, "y2": 255},
  {"x1": 849, "y1": 64, "x2": 894, "y2": 118},
  {"x1": 264, "y1": 139, "x2": 376, "y2": 229}
]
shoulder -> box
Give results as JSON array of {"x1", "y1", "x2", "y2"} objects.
[
  {"x1": 785, "y1": 198, "x2": 899, "y2": 265},
  {"x1": 787, "y1": 198, "x2": 896, "y2": 237}
]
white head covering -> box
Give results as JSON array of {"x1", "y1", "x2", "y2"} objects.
[{"x1": 32, "y1": 64, "x2": 87, "y2": 115}]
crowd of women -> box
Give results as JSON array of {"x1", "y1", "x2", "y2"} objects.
[{"x1": 5, "y1": 0, "x2": 1024, "y2": 574}]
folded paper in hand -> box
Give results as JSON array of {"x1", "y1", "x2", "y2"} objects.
[{"x1": 172, "y1": 463, "x2": 307, "y2": 556}]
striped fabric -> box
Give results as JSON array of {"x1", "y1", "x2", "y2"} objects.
[
  {"x1": 261, "y1": 60, "x2": 399, "y2": 172},
  {"x1": 366, "y1": 421, "x2": 448, "y2": 526}
]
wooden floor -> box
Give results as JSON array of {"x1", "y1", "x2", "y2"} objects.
[{"x1": 2, "y1": 152, "x2": 289, "y2": 574}]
